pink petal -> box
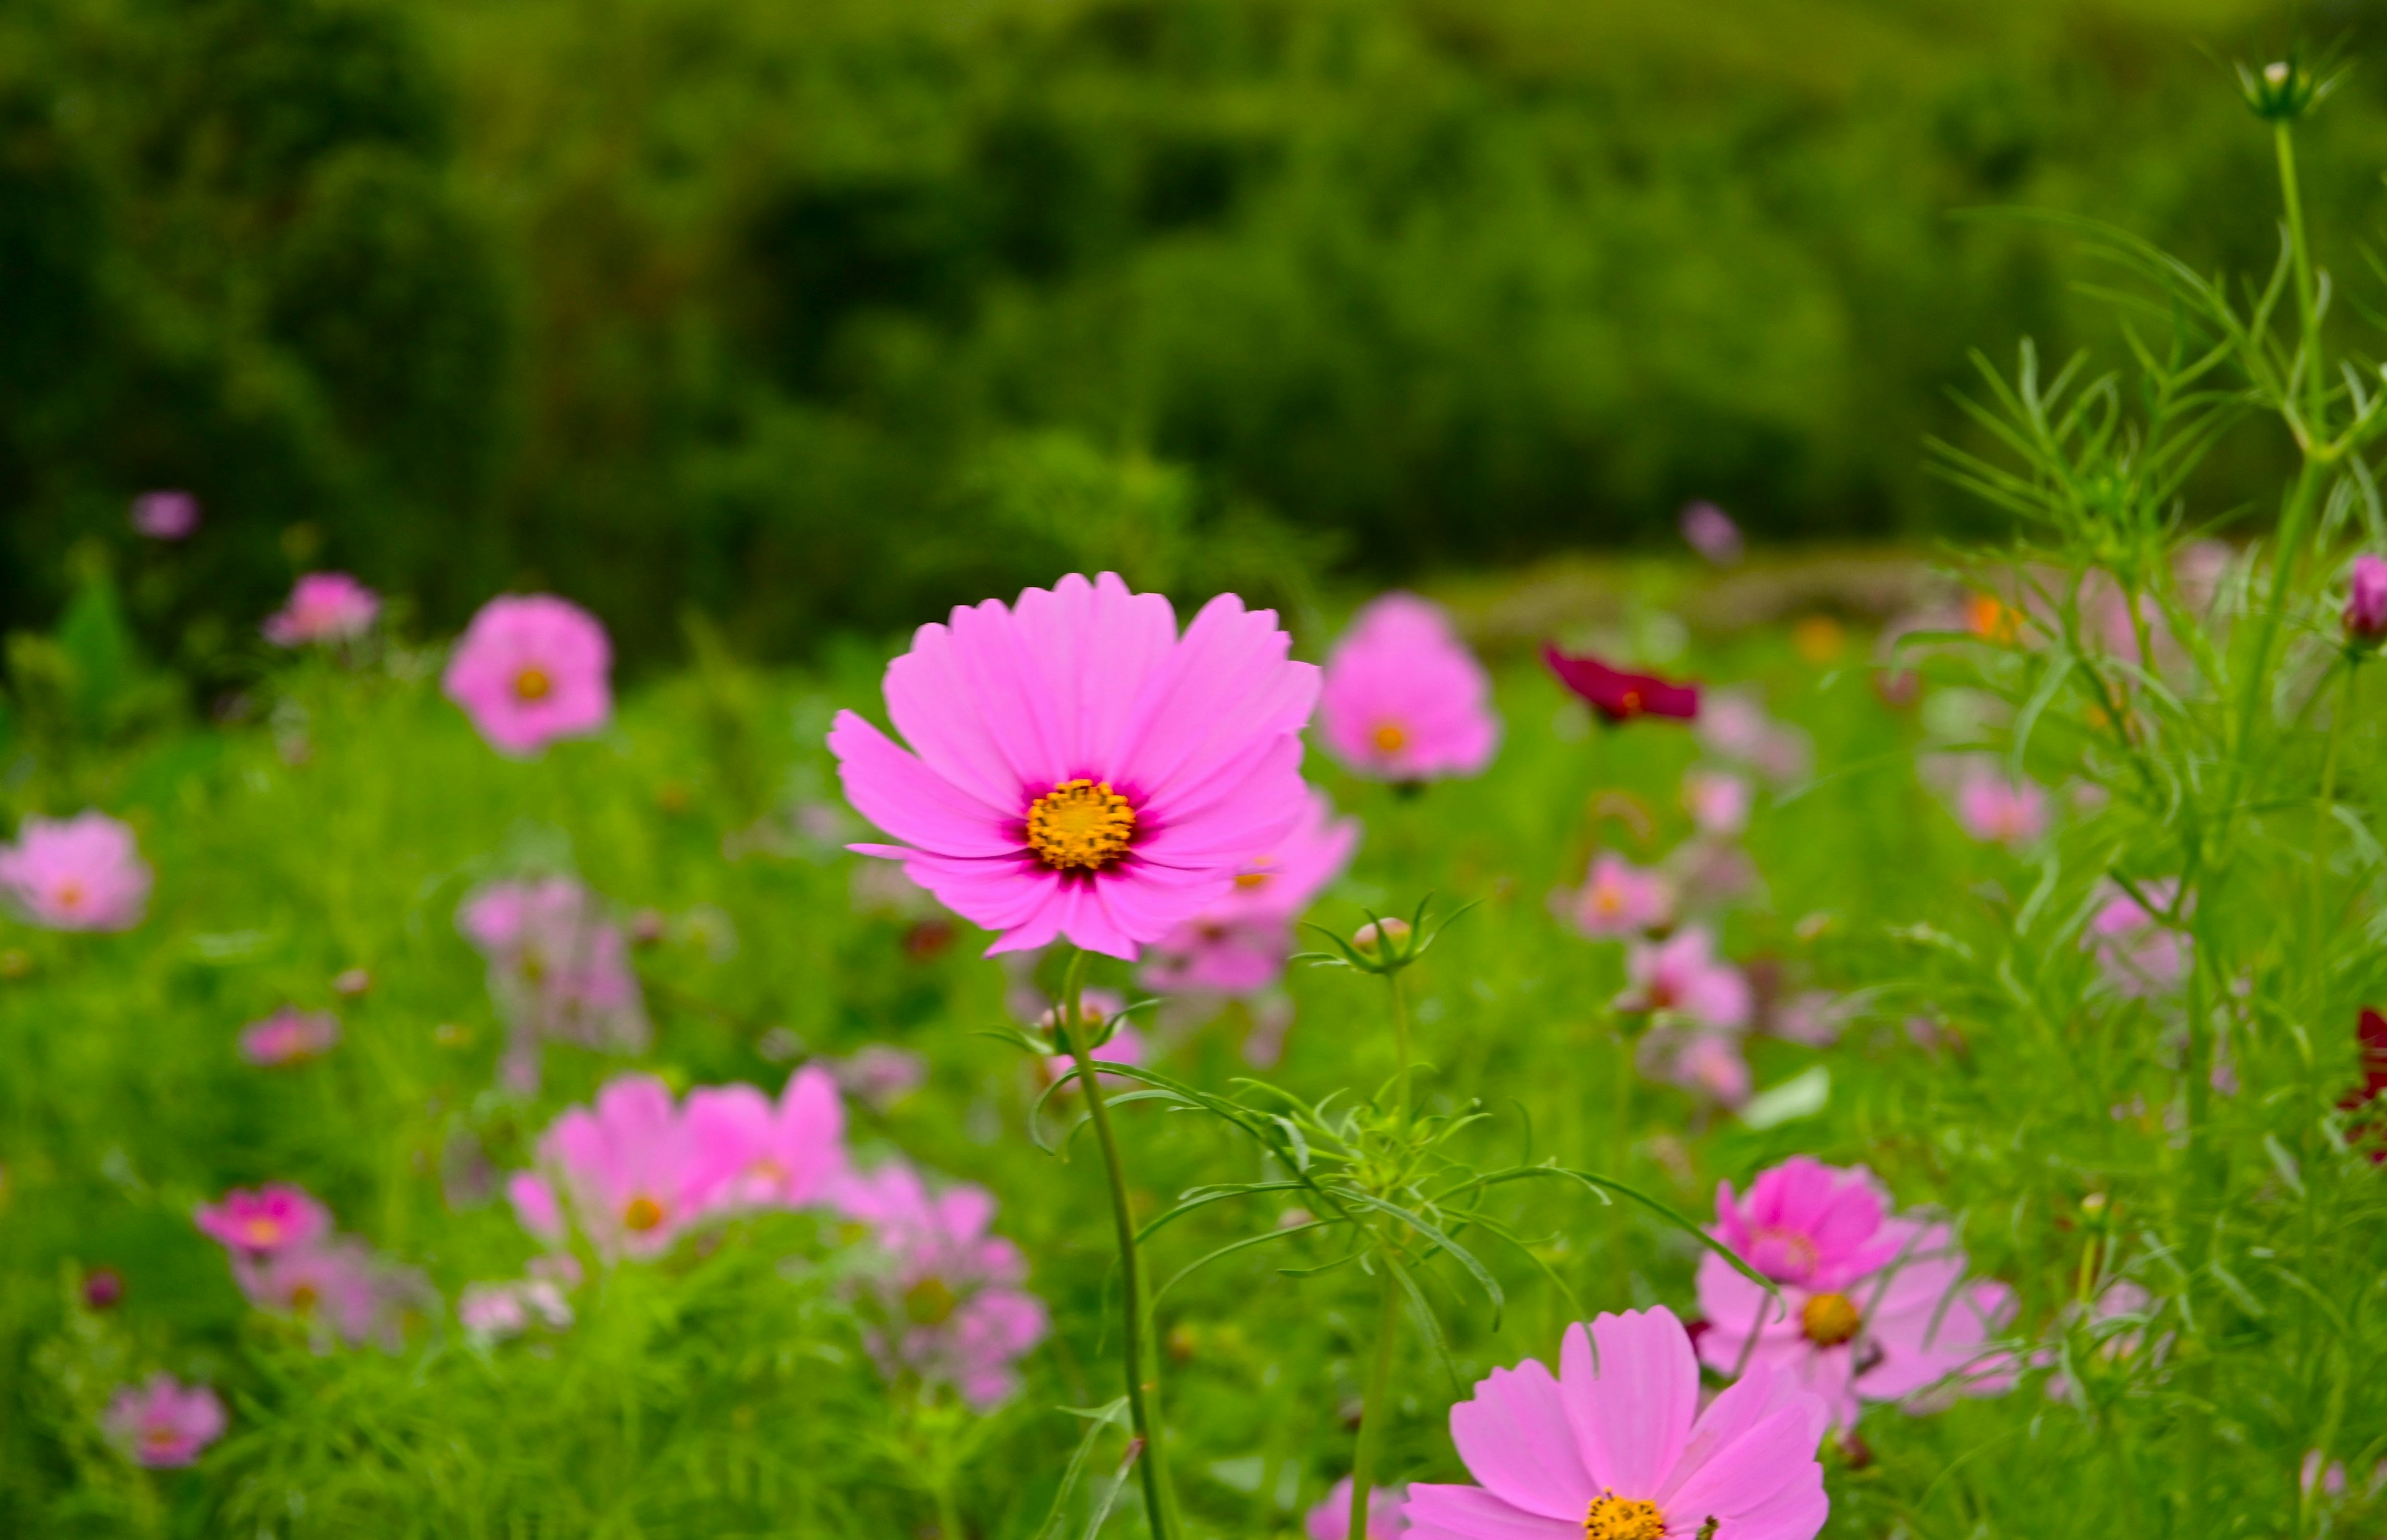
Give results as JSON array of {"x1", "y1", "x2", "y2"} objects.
[
  {"x1": 1009, "y1": 573, "x2": 1181, "y2": 772},
  {"x1": 1561, "y1": 1311, "x2": 1698, "y2": 1496},
  {"x1": 829, "y1": 712, "x2": 1018, "y2": 856},
  {"x1": 1111, "y1": 593, "x2": 1319, "y2": 805},
  {"x1": 1448, "y1": 1360, "x2": 1595, "y2": 1518},
  {"x1": 1400, "y1": 1486, "x2": 1579, "y2": 1540}
]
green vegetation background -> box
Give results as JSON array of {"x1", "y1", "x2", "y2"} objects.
[{"x1": 1, "y1": 0, "x2": 2366, "y2": 662}]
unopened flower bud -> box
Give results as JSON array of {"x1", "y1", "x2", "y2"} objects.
[
  {"x1": 83, "y1": 1267, "x2": 124, "y2": 1310},
  {"x1": 2346, "y1": 555, "x2": 2387, "y2": 646},
  {"x1": 1353, "y1": 917, "x2": 1411, "y2": 953}
]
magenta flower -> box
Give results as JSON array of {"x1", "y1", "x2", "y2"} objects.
[
  {"x1": 0, "y1": 812, "x2": 152, "y2": 932},
  {"x1": 195, "y1": 1184, "x2": 333, "y2": 1258},
  {"x1": 828, "y1": 572, "x2": 1320, "y2": 960},
  {"x1": 1143, "y1": 789, "x2": 1359, "y2": 994},
  {"x1": 1617, "y1": 927, "x2": 1750, "y2": 1030},
  {"x1": 1954, "y1": 768, "x2": 2050, "y2": 848},
  {"x1": 1568, "y1": 853, "x2": 1673, "y2": 940},
  {"x1": 1310, "y1": 1477, "x2": 1409, "y2": 1539},
  {"x1": 105, "y1": 1375, "x2": 226, "y2": 1467},
  {"x1": 1401, "y1": 1306, "x2": 1828, "y2": 1540},
  {"x1": 517, "y1": 1075, "x2": 712, "y2": 1259},
  {"x1": 2347, "y1": 555, "x2": 2387, "y2": 644},
  {"x1": 1680, "y1": 501, "x2": 1745, "y2": 565},
  {"x1": 1684, "y1": 769, "x2": 1752, "y2": 838},
  {"x1": 239, "y1": 1007, "x2": 341, "y2": 1066},
  {"x1": 1545, "y1": 647, "x2": 1700, "y2": 725},
  {"x1": 2086, "y1": 881, "x2": 2187, "y2": 997},
  {"x1": 683, "y1": 1066, "x2": 849, "y2": 1214},
  {"x1": 459, "y1": 878, "x2": 649, "y2": 1089},
  {"x1": 1319, "y1": 593, "x2": 1500, "y2": 782},
  {"x1": 834, "y1": 1163, "x2": 1050, "y2": 1408},
  {"x1": 129, "y1": 490, "x2": 200, "y2": 541},
  {"x1": 1695, "y1": 1158, "x2": 2017, "y2": 1429},
  {"x1": 264, "y1": 572, "x2": 381, "y2": 646},
  {"x1": 442, "y1": 594, "x2": 613, "y2": 756}
]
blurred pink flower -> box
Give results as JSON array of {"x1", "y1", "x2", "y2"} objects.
[
  {"x1": 1568, "y1": 853, "x2": 1673, "y2": 940},
  {"x1": 1685, "y1": 769, "x2": 1753, "y2": 837},
  {"x1": 1954, "y1": 769, "x2": 2049, "y2": 848},
  {"x1": 1142, "y1": 790, "x2": 1359, "y2": 996},
  {"x1": 263, "y1": 572, "x2": 380, "y2": 646},
  {"x1": 195, "y1": 1184, "x2": 332, "y2": 1258},
  {"x1": 1696, "y1": 1158, "x2": 2016, "y2": 1429},
  {"x1": 458, "y1": 1278, "x2": 574, "y2": 1343},
  {"x1": 683, "y1": 1066, "x2": 849, "y2": 1214},
  {"x1": 1308, "y1": 1476, "x2": 1408, "y2": 1539},
  {"x1": 2086, "y1": 881, "x2": 2187, "y2": 998},
  {"x1": 239, "y1": 1007, "x2": 341, "y2": 1066},
  {"x1": 129, "y1": 490, "x2": 200, "y2": 541},
  {"x1": 1680, "y1": 500, "x2": 1746, "y2": 564},
  {"x1": 829, "y1": 572, "x2": 1320, "y2": 960},
  {"x1": 1401, "y1": 1307, "x2": 1828, "y2": 1540},
  {"x1": 459, "y1": 878, "x2": 649, "y2": 1089},
  {"x1": 829, "y1": 1045, "x2": 929, "y2": 1111},
  {"x1": 1699, "y1": 690, "x2": 1813, "y2": 784},
  {"x1": 2347, "y1": 555, "x2": 2387, "y2": 644},
  {"x1": 1142, "y1": 914, "x2": 1294, "y2": 995},
  {"x1": 520, "y1": 1075, "x2": 712, "y2": 1260},
  {"x1": 1617, "y1": 926, "x2": 1750, "y2": 1030},
  {"x1": 0, "y1": 812, "x2": 152, "y2": 932},
  {"x1": 105, "y1": 1375, "x2": 225, "y2": 1467},
  {"x1": 1671, "y1": 1031, "x2": 1752, "y2": 1106},
  {"x1": 239, "y1": 1237, "x2": 403, "y2": 1347},
  {"x1": 1320, "y1": 592, "x2": 1500, "y2": 782},
  {"x1": 442, "y1": 594, "x2": 613, "y2": 756},
  {"x1": 833, "y1": 1163, "x2": 1050, "y2": 1408},
  {"x1": 1770, "y1": 991, "x2": 1849, "y2": 1048}
]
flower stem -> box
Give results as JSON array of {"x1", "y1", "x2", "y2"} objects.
[
  {"x1": 1058, "y1": 950, "x2": 1177, "y2": 1540},
  {"x1": 1346, "y1": 1264, "x2": 1404, "y2": 1540},
  {"x1": 1388, "y1": 969, "x2": 1415, "y2": 1128}
]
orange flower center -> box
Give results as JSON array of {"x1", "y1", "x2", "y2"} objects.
[
  {"x1": 513, "y1": 666, "x2": 553, "y2": 702},
  {"x1": 1584, "y1": 1492, "x2": 1665, "y2": 1540},
  {"x1": 904, "y1": 1275, "x2": 959, "y2": 1325},
  {"x1": 1802, "y1": 1290, "x2": 1862, "y2": 1346},
  {"x1": 1028, "y1": 780, "x2": 1136, "y2": 873},
  {"x1": 623, "y1": 1196, "x2": 666, "y2": 1232},
  {"x1": 237, "y1": 1216, "x2": 285, "y2": 1247},
  {"x1": 1373, "y1": 723, "x2": 1407, "y2": 753},
  {"x1": 1234, "y1": 871, "x2": 1270, "y2": 891},
  {"x1": 141, "y1": 1425, "x2": 184, "y2": 1454},
  {"x1": 289, "y1": 1283, "x2": 320, "y2": 1312},
  {"x1": 1617, "y1": 690, "x2": 1644, "y2": 717},
  {"x1": 54, "y1": 880, "x2": 85, "y2": 910}
]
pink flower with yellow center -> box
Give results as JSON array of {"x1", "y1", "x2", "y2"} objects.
[
  {"x1": 0, "y1": 811, "x2": 152, "y2": 932},
  {"x1": 1319, "y1": 593, "x2": 1500, "y2": 782},
  {"x1": 683, "y1": 1066, "x2": 849, "y2": 1215},
  {"x1": 441, "y1": 594, "x2": 614, "y2": 756},
  {"x1": 1401, "y1": 1306, "x2": 1828, "y2": 1540},
  {"x1": 263, "y1": 572, "x2": 381, "y2": 646},
  {"x1": 195, "y1": 1184, "x2": 333, "y2": 1258},
  {"x1": 829, "y1": 572, "x2": 1320, "y2": 960},
  {"x1": 514, "y1": 1074, "x2": 711, "y2": 1260},
  {"x1": 1142, "y1": 789, "x2": 1359, "y2": 995},
  {"x1": 105, "y1": 1375, "x2": 226, "y2": 1468},
  {"x1": 1954, "y1": 768, "x2": 2050, "y2": 848},
  {"x1": 1570, "y1": 853, "x2": 1673, "y2": 940}
]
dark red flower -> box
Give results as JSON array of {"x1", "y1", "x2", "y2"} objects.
[
  {"x1": 2342, "y1": 1007, "x2": 2387, "y2": 1163},
  {"x1": 1543, "y1": 646, "x2": 1700, "y2": 724}
]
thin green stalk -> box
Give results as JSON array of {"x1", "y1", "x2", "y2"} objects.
[
  {"x1": 1389, "y1": 969, "x2": 1414, "y2": 1128},
  {"x1": 2308, "y1": 659, "x2": 2355, "y2": 982},
  {"x1": 2276, "y1": 121, "x2": 2327, "y2": 424},
  {"x1": 1346, "y1": 1266, "x2": 1404, "y2": 1540},
  {"x1": 1057, "y1": 950, "x2": 1177, "y2": 1540}
]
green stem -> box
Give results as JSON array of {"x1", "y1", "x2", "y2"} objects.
[
  {"x1": 1346, "y1": 1265, "x2": 1404, "y2": 1540},
  {"x1": 2309, "y1": 660, "x2": 2355, "y2": 981},
  {"x1": 1389, "y1": 970, "x2": 1414, "y2": 1128},
  {"x1": 2276, "y1": 121, "x2": 2327, "y2": 424},
  {"x1": 1058, "y1": 950, "x2": 1177, "y2": 1540}
]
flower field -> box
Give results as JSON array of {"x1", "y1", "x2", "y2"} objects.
[{"x1": 9, "y1": 57, "x2": 2387, "y2": 1540}]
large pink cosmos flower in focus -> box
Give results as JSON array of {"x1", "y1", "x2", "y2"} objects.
[
  {"x1": 834, "y1": 1162, "x2": 1050, "y2": 1409},
  {"x1": 1142, "y1": 789, "x2": 1360, "y2": 994},
  {"x1": 1695, "y1": 1158, "x2": 2017, "y2": 1429},
  {"x1": 1402, "y1": 1306, "x2": 1828, "y2": 1540},
  {"x1": 195, "y1": 1184, "x2": 333, "y2": 1258},
  {"x1": 263, "y1": 572, "x2": 380, "y2": 647},
  {"x1": 105, "y1": 1375, "x2": 227, "y2": 1468},
  {"x1": 0, "y1": 812, "x2": 152, "y2": 932},
  {"x1": 442, "y1": 595, "x2": 613, "y2": 756},
  {"x1": 1320, "y1": 593, "x2": 1500, "y2": 782},
  {"x1": 513, "y1": 1075, "x2": 712, "y2": 1260},
  {"x1": 829, "y1": 572, "x2": 1320, "y2": 960},
  {"x1": 683, "y1": 1066, "x2": 848, "y2": 1214},
  {"x1": 1617, "y1": 926, "x2": 1751, "y2": 1031}
]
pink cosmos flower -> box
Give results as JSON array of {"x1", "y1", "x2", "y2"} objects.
[
  {"x1": 1320, "y1": 593, "x2": 1500, "y2": 782},
  {"x1": 1954, "y1": 769, "x2": 2049, "y2": 848},
  {"x1": 239, "y1": 1007, "x2": 341, "y2": 1066},
  {"x1": 458, "y1": 1278, "x2": 574, "y2": 1343},
  {"x1": 263, "y1": 572, "x2": 381, "y2": 646},
  {"x1": 459, "y1": 878, "x2": 649, "y2": 1089},
  {"x1": 834, "y1": 1163, "x2": 1050, "y2": 1409},
  {"x1": 238, "y1": 1237, "x2": 402, "y2": 1348},
  {"x1": 0, "y1": 812, "x2": 152, "y2": 932},
  {"x1": 829, "y1": 572, "x2": 1320, "y2": 960},
  {"x1": 1699, "y1": 691, "x2": 1813, "y2": 784},
  {"x1": 683, "y1": 1066, "x2": 849, "y2": 1215},
  {"x1": 130, "y1": 490, "x2": 201, "y2": 541},
  {"x1": 1695, "y1": 1158, "x2": 2017, "y2": 1429},
  {"x1": 1568, "y1": 853, "x2": 1673, "y2": 940},
  {"x1": 2086, "y1": 881, "x2": 2187, "y2": 998},
  {"x1": 1680, "y1": 501, "x2": 1745, "y2": 565},
  {"x1": 105, "y1": 1375, "x2": 226, "y2": 1467},
  {"x1": 1141, "y1": 789, "x2": 1360, "y2": 994},
  {"x1": 1641, "y1": 1029, "x2": 1752, "y2": 1107},
  {"x1": 517, "y1": 1075, "x2": 712, "y2": 1260},
  {"x1": 1617, "y1": 927, "x2": 1751, "y2": 1031},
  {"x1": 195, "y1": 1184, "x2": 333, "y2": 1258},
  {"x1": 1401, "y1": 1306, "x2": 1828, "y2": 1540},
  {"x1": 2346, "y1": 555, "x2": 2387, "y2": 644},
  {"x1": 442, "y1": 594, "x2": 614, "y2": 756},
  {"x1": 1310, "y1": 1477, "x2": 1409, "y2": 1539},
  {"x1": 1684, "y1": 770, "x2": 1753, "y2": 838},
  {"x1": 1141, "y1": 914, "x2": 1294, "y2": 995}
]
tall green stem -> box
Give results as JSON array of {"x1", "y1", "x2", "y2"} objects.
[
  {"x1": 1057, "y1": 950, "x2": 1177, "y2": 1540},
  {"x1": 2309, "y1": 661, "x2": 2355, "y2": 981},
  {"x1": 1388, "y1": 970, "x2": 1414, "y2": 1128},
  {"x1": 1346, "y1": 1266, "x2": 1404, "y2": 1540},
  {"x1": 2276, "y1": 121, "x2": 2327, "y2": 424}
]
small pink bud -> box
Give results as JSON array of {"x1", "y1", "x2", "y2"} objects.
[
  {"x1": 83, "y1": 1267, "x2": 124, "y2": 1310},
  {"x1": 1352, "y1": 917, "x2": 1411, "y2": 953},
  {"x1": 2345, "y1": 555, "x2": 2387, "y2": 644}
]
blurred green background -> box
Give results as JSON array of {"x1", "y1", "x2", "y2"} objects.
[{"x1": 1, "y1": 0, "x2": 2369, "y2": 664}]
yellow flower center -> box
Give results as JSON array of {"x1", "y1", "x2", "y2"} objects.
[
  {"x1": 289, "y1": 1283, "x2": 320, "y2": 1312},
  {"x1": 1584, "y1": 1492, "x2": 1665, "y2": 1540},
  {"x1": 1373, "y1": 723, "x2": 1407, "y2": 753},
  {"x1": 1234, "y1": 870, "x2": 1271, "y2": 891},
  {"x1": 623, "y1": 1196, "x2": 666, "y2": 1233},
  {"x1": 141, "y1": 1425, "x2": 184, "y2": 1454},
  {"x1": 1802, "y1": 1290, "x2": 1862, "y2": 1346},
  {"x1": 904, "y1": 1275, "x2": 959, "y2": 1325},
  {"x1": 54, "y1": 881, "x2": 85, "y2": 910},
  {"x1": 1027, "y1": 779, "x2": 1137, "y2": 873},
  {"x1": 513, "y1": 666, "x2": 553, "y2": 702}
]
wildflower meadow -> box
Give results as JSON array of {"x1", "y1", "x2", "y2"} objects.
[{"x1": 8, "y1": 49, "x2": 2387, "y2": 1540}]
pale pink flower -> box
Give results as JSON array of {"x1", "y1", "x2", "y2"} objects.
[
  {"x1": 1137, "y1": 794, "x2": 1354, "y2": 996},
  {"x1": 459, "y1": 1278, "x2": 574, "y2": 1344},
  {"x1": 1401, "y1": 1306, "x2": 1828, "y2": 1540},
  {"x1": 239, "y1": 1237, "x2": 405, "y2": 1348},
  {"x1": 441, "y1": 594, "x2": 613, "y2": 756},
  {"x1": 1141, "y1": 914, "x2": 1295, "y2": 995},
  {"x1": 239, "y1": 1007, "x2": 341, "y2": 1066},
  {"x1": 1684, "y1": 769, "x2": 1753, "y2": 838},
  {"x1": 1310, "y1": 1477, "x2": 1409, "y2": 1539},
  {"x1": 683, "y1": 1066, "x2": 848, "y2": 1215},
  {"x1": 1208, "y1": 787, "x2": 1361, "y2": 923},
  {"x1": 130, "y1": 490, "x2": 200, "y2": 541},
  {"x1": 263, "y1": 572, "x2": 380, "y2": 646},
  {"x1": 1641, "y1": 1029, "x2": 1750, "y2": 1107},
  {"x1": 195, "y1": 1184, "x2": 332, "y2": 1258},
  {"x1": 2302, "y1": 1451, "x2": 2348, "y2": 1500},
  {"x1": 829, "y1": 1045, "x2": 929, "y2": 1111},
  {"x1": 2086, "y1": 881, "x2": 2187, "y2": 998},
  {"x1": 1680, "y1": 501, "x2": 1745, "y2": 564},
  {"x1": 1954, "y1": 768, "x2": 2049, "y2": 848},
  {"x1": 1320, "y1": 593, "x2": 1500, "y2": 782},
  {"x1": 1617, "y1": 927, "x2": 1751, "y2": 1030},
  {"x1": 518, "y1": 1075, "x2": 712, "y2": 1260},
  {"x1": 459, "y1": 878, "x2": 649, "y2": 1089},
  {"x1": 1769, "y1": 992, "x2": 1849, "y2": 1048},
  {"x1": 2347, "y1": 555, "x2": 2387, "y2": 644},
  {"x1": 1696, "y1": 1158, "x2": 2017, "y2": 1429},
  {"x1": 1699, "y1": 691, "x2": 1812, "y2": 784},
  {"x1": 833, "y1": 1163, "x2": 1049, "y2": 1409},
  {"x1": 0, "y1": 812, "x2": 152, "y2": 932},
  {"x1": 829, "y1": 572, "x2": 1320, "y2": 960},
  {"x1": 1568, "y1": 853, "x2": 1674, "y2": 940},
  {"x1": 105, "y1": 1375, "x2": 226, "y2": 1467}
]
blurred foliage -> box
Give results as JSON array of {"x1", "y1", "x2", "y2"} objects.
[{"x1": 4, "y1": 0, "x2": 2383, "y2": 664}]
